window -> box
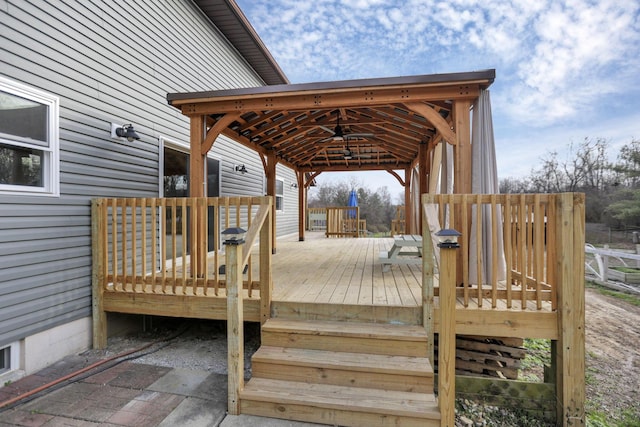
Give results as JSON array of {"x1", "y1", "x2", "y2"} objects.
[
  {"x1": 0, "y1": 76, "x2": 59, "y2": 196},
  {"x1": 0, "y1": 346, "x2": 10, "y2": 374},
  {"x1": 160, "y1": 138, "x2": 221, "y2": 251},
  {"x1": 275, "y1": 177, "x2": 284, "y2": 211}
]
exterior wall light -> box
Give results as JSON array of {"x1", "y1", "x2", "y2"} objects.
[
  {"x1": 111, "y1": 123, "x2": 140, "y2": 142},
  {"x1": 222, "y1": 227, "x2": 246, "y2": 245},
  {"x1": 435, "y1": 228, "x2": 461, "y2": 249},
  {"x1": 234, "y1": 164, "x2": 248, "y2": 174}
]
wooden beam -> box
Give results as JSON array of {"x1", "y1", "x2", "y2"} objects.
[
  {"x1": 404, "y1": 167, "x2": 412, "y2": 234},
  {"x1": 189, "y1": 115, "x2": 206, "y2": 197},
  {"x1": 418, "y1": 141, "x2": 429, "y2": 235},
  {"x1": 453, "y1": 100, "x2": 472, "y2": 194},
  {"x1": 404, "y1": 102, "x2": 457, "y2": 145},
  {"x1": 298, "y1": 163, "x2": 413, "y2": 173},
  {"x1": 177, "y1": 84, "x2": 482, "y2": 115},
  {"x1": 386, "y1": 169, "x2": 405, "y2": 186},
  {"x1": 266, "y1": 150, "x2": 277, "y2": 254},
  {"x1": 201, "y1": 112, "x2": 242, "y2": 155},
  {"x1": 298, "y1": 170, "x2": 306, "y2": 241}
]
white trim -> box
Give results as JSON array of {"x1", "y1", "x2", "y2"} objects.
[
  {"x1": 158, "y1": 136, "x2": 222, "y2": 197},
  {"x1": 0, "y1": 341, "x2": 23, "y2": 386},
  {"x1": 275, "y1": 175, "x2": 284, "y2": 212},
  {"x1": 0, "y1": 76, "x2": 60, "y2": 197}
]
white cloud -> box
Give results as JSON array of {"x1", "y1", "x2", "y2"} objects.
[{"x1": 235, "y1": 0, "x2": 640, "y2": 180}]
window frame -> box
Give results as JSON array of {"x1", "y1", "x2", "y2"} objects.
[
  {"x1": 275, "y1": 176, "x2": 284, "y2": 212},
  {"x1": 0, "y1": 76, "x2": 60, "y2": 197}
]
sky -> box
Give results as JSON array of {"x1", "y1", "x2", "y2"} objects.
[{"x1": 235, "y1": 0, "x2": 640, "y2": 198}]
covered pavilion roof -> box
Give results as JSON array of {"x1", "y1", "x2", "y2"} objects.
[{"x1": 167, "y1": 69, "x2": 495, "y2": 176}]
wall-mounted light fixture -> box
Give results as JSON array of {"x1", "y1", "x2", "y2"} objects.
[
  {"x1": 291, "y1": 182, "x2": 298, "y2": 189},
  {"x1": 111, "y1": 123, "x2": 140, "y2": 142},
  {"x1": 234, "y1": 164, "x2": 248, "y2": 174}
]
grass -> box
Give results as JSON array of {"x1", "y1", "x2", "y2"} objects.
[
  {"x1": 587, "y1": 281, "x2": 640, "y2": 307},
  {"x1": 519, "y1": 339, "x2": 551, "y2": 382},
  {"x1": 610, "y1": 266, "x2": 640, "y2": 273},
  {"x1": 587, "y1": 409, "x2": 640, "y2": 427}
]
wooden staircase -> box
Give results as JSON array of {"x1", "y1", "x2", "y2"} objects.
[{"x1": 241, "y1": 318, "x2": 441, "y2": 427}]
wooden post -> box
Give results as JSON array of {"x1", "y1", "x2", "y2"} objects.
[
  {"x1": 298, "y1": 171, "x2": 305, "y2": 241},
  {"x1": 421, "y1": 196, "x2": 435, "y2": 367},
  {"x1": 439, "y1": 240, "x2": 457, "y2": 427},
  {"x1": 405, "y1": 166, "x2": 412, "y2": 234},
  {"x1": 555, "y1": 193, "x2": 585, "y2": 426},
  {"x1": 91, "y1": 199, "x2": 107, "y2": 349},
  {"x1": 260, "y1": 197, "x2": 273, "y2": 324},
  {"x1": 266, "y1": 150, "x2": 277, "y2": 254},
  {"x1": 189, "y1": 116, "x2": 206, "y2": 274},
  {"x1": 226, "y1": 239, "x2": 245, "y2": 415},
  {"x1": 419, "y1": 141, "x2": 429, "y2": 234}
]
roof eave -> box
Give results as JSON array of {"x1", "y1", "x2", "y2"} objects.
[{"x1": 167, "y1": 69, "x2": 495, "y2": 105}]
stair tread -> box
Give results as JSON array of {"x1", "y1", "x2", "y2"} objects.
[
  {"x1": 242, "y1": 378, "x2": 440, "y2": 419},
  {"x1": 263, "y1": 318, "x2": 428, "y2": 341},
  {"x1": 253, "y1": 346, "x2": 433, "y2": 376}
]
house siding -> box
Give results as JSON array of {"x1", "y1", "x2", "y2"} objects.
[{"x1": 0, "y1": 0, "x2": 296, "y2": 349}]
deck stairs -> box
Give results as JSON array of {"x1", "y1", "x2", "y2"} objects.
[{"x1": 241, "y1": 318, "x2": 441, "y2": 426}]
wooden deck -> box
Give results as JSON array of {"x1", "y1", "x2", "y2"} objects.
[{"x1": 272, "y1": 232, "x2": 422, "y2": 306}]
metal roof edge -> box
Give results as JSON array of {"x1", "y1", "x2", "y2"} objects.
[{"x1": 167, "y1": 69, "x2": 496, "y2": 104}]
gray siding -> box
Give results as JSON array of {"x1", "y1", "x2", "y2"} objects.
[{"x1": 0, "y1": 0, "x2": 296, "y2": 347}]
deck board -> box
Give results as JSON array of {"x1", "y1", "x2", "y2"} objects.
[
  {"x1": 269, "y1": 232, "x2": 552, "y2": 313},
  {"x1": 271, "y1": 233, "x2": 422, "y2": 307}
]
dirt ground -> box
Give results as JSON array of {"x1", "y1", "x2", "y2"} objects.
[{"x1": 584, "y1": 287, "x2": 640, "y2": 420}]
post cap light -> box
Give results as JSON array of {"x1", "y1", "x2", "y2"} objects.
[
  {"x1": 222, "y1": 227, "x2": 246, "y2": 245},
  {"x1": 435, "y1": 228, "x2": 461, "y2": 249}
]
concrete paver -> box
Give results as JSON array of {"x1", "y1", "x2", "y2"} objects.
[
  {"x1": 157, "y1": 397, "x2": 226, "y2": 427},
  {"x1": 0, "y1": 359, "x2": 326, "y2": 427}
]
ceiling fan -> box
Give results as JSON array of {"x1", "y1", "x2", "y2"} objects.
[
  {"x1": 327, "y1": 143, "x2": 372, "y2": 160},
  {"x1": 319, "y1": 110, "x2": 374, "y2": 142}
]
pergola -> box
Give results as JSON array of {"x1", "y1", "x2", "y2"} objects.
[{"x1": 167, "y1": 69, "x2": 495, "y2": 243}]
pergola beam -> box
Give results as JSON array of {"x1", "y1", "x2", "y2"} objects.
[{"x1": 176, "y1": 84, "x2": 482, "y2": 116}]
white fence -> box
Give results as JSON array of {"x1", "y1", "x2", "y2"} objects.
[{"x1": 585, "y1": 244, "x2": 640, "y2": 294}]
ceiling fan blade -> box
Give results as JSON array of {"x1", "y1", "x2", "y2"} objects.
[
  {"x1": 319, "y1": 125, "x2": 335, "y2": 134},
  {"x1": 345, "y1": 133, "x2": 375, "y2": 138}
]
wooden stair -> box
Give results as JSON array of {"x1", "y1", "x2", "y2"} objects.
[{"x1": 241, "y1": 318, "x2": 440, "y2": 427}]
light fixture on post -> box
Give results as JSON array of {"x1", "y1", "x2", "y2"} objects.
[
  {"x1": 222, "y1": 227, "x2": 247, "y2": 246},
  {"x1": 234, "y1": 164, "x2": 248, "y2": 174},
  {"x1": 435, "y1": 228, "x2": 461, "y2": 249},
  {"x1": 434, "y1": 227, "x2": 460, "y2": 426},
  {"x1": 111, "y1": 123, "x2": 140, "y2": 142}
]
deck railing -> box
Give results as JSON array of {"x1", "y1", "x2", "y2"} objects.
[
  {"x1": 92, "y1": 196, "x2": 272, "y2": 306},
  {"x1": 307, "y1": 207, "x2": 327, "y2": 231},
  {"x1": 423, "y1": 193, "x2": 586, "y2": 427},
  {"x1": 423, "y1": 193, "x2": 566, "y2": 310},
  {"x1": 325, "y1": 206, "x2": 365, "y2": 237}
]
